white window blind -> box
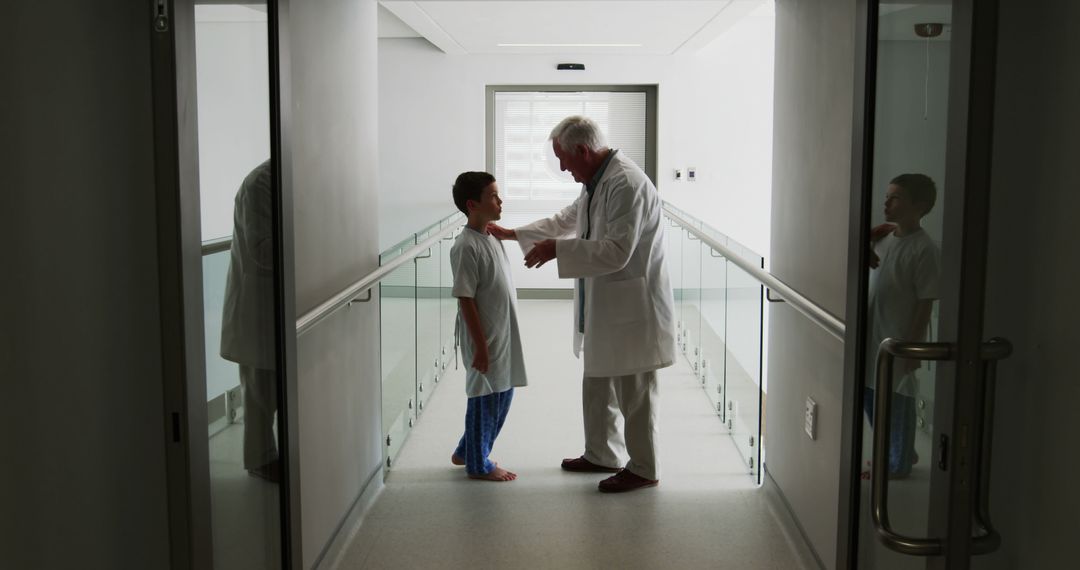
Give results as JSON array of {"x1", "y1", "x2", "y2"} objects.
[{"x1": 493, "y1": 91, "x2": 647, "y2": 202}]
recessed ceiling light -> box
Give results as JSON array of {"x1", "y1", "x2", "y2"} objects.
[{"x1": 497, "y1": 43, "x2": 642, "y2": 48}]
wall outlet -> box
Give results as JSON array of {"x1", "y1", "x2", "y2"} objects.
[{"x1": 805, "y1": 397, "x2": 817, "y2": 440}]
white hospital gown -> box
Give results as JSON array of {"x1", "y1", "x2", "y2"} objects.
[
  {"x1": 867, "y1": 229, "x2": 941, "y2": 396},
  {"x1": 451, "y1": 227, "x2": 528, "y2": 398}
]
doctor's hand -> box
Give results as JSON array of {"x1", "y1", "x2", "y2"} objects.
[
  {"x1": 472, "y1": 346, "x2": 490, "y2": 374},
  {"x1": 487, "y1": 223, "x2": 516, "y2": 241},
  {"x1": 524, "y1": 239, "x2": 557, "y2": 268}
]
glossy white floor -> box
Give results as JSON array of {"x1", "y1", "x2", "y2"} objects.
[{"x1": 334, "y1": 299, "x2": 818, "y2": 569}]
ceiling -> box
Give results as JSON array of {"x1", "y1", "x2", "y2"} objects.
[
  {"x1": 377, "y1": 0, "x2": 766, "y2": 55},
  {"x1": 879, "y1": 2, "x2": 953, "y2": 41}
]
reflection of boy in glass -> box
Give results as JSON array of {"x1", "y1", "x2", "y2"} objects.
[
  {"x1": 864, "y1": 173, "x2": 940, "y2": 479},
  {"x1": 220, "y1": 159, "x2": 279, "y2": 483}
]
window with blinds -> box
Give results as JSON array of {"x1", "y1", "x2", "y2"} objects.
[{"x1": 492, "y1": 91, "x2": 648, "y2": 202}]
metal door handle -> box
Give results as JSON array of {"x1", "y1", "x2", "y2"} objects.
[
  {"x1": 971, "y1": 337, "x2": 1011, "y2": 554},
  {"x1": 872, "y1": 339, "x2": 951, "y2": 556},
  {"x1": 871, "y1": 337, "x2": 1013, "y2": 556}
]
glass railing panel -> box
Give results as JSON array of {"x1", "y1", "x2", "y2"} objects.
[
  {"x1": 664, "y1": 216, "x2": 684, "y2": 345},
  {"x1": 380, "y1": 235, "x2": 418, "y2": 467},
  {"x1": 681, "y1": 228, "x2": 703, "y2": 378},
  {"x1": 415, "y1": 227, "x2": 441, "y2": 415},
  {"x1": 725, "y1": 256, "x2": 764, "y2": 480},
  {"x1": 699, "y1": 246, "x2": 728, "y2": 417},
  {"x1": 203, "y1": 246, "x2": 242, "y2": 437},
  {"x1": 664, "y1": 203, "x2": 764, "y2": 481},
  {"x1": 439, "y1": 219, "x2": 463, "y2": 372}
]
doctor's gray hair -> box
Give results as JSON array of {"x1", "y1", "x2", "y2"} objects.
[{"x1": 549, "y1": 116, "x2": 607, "y2": 155}]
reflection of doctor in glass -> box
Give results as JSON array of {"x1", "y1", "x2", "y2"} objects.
[
  {"x1": 220, "y1": 159, "x2": 279, "y2": 483},
  {"x1": 864, "y1": 173, "x2": 941, "y2": 479}
]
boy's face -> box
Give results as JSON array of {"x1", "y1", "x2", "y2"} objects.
[
  {"x1": 468, "y1": 182, "x2": 503, "y2": 222},
  {"x1": 884, "y1": 184, "x2": 923, "y2": 223}
]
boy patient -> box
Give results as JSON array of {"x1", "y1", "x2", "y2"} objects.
[{"x1": 449, "y1": 172, "x2": 528, "y2": 481}]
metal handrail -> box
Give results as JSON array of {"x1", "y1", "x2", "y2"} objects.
[
  {"x1": 201, "y1": 236, "x2": 232, "y2": 256},
  {"x1": 295, "y1": 221, "x2": 461, "y2": 336},
  {"x1": 662, "y1": 204, "x2": 845, "y2": 342}
]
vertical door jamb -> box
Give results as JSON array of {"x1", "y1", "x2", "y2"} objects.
[
  {"x1": 150, "y1": 0, "x2": 214, "y2": 567},
  {"x1": 837, "y1": 0, "x2": 878, "y2": 566},
  {"x1": 268, "y1": 0, "x2": 304, "y2": 567},
  {"x1": 929, "y1": 0, "x2": 1001, "y2": 567}
]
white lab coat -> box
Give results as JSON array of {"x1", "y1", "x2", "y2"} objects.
[
  {"x1": 515, "y1": 151, "x2": 676, "y2": 377},
  {"x1": 220, "y1": 160, "x2": 276, "y2": 370}
]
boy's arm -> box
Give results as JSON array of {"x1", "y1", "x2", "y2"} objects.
[
  {"x1": 458, "y1": 297, "x2": 489, "y2": 373},
  {"x1": 906, "y1": 299, "x2": 934, "y2": 342},
  {"x1": 898, "y1": 299, "x2": 935, "y2": 375}
]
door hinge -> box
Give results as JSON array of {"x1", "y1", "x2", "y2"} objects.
[{"x1": 153, "y1": 0, "x2": 170, "y2": 32}]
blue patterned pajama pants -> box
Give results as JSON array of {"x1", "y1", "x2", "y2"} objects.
[{"x1": 455, "y1": 388, "x2": 514, "y2": 475}]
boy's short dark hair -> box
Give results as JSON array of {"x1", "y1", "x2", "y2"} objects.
[
  {"x1": 452, "y1": 171, "x2": 496, "y2": 215},
  {"x1": 890, "y1": 173, "x2": 937, "y2": 216}
]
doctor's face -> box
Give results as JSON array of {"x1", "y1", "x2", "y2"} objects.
[{"x1": 553, "y1": 141, "x2": 590, "y2": 184}]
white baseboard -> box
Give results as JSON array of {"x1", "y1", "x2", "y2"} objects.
[
  {"x1": 313, "y1": 463, "x2": 385, "y2": 570},
  {"x1": 762, "y1": 470, "x2": 829, "y2": 570}
]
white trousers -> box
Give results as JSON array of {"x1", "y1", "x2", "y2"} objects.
[
  {"x1": 239, "y1": 365, "x2": 279, "y2": 469},
  {"x1": 582, "y1": 370, "x2": 659, "y2": 480}
]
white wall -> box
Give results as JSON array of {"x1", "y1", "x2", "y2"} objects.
[
  {"x1": 288, "y1": 1, "x2": 383, "y2": 567},
  {"x1": 0, "y1": 1, "x2": 172, "y2": 567},
  {"x1": 195, "y1": 5, "x2": 271, "y2": 241},
  {"x1": 767, "y1": 0, "x2": 855, "y2": 567},
  {"x1": 377, "y1": 2, "x2": 775, "y2": 265}
]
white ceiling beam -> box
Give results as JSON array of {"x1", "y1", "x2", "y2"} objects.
[
  {"x1": 673, "y1": 0, "x2": 761, "y2": 54},
  {"x1": 380, "y1": 1, "x2": 468, "y2": 54}
]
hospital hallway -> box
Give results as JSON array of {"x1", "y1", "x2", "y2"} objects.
[
  {"x1": 333, "y1": 299, "x2": 816, "y2": 569},
  {"x1": 8, "y1": 1, "x2": 1080, "y2": 569}
]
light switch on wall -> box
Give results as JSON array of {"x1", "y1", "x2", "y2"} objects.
[
  {"x1": 687, "y1": 167, "x2": 697, "y2": 182},
  {"x1": 674, "y1": 168, "x2": 683, "y2": 181},
  {"x1": 805, "y1": 397, "x2": 817, "y2": 440}
]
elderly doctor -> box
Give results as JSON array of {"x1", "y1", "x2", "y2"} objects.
[
  {"x1": 489, "y1": 116, "x2": 676, "y2": 493},
  {"x1": 220, "y1": 159, "x2": 280, "y2": 483}
]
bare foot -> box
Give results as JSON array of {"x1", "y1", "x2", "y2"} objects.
[
  {"x1": 451, "y1": 453, "x2": 465, "y2": 466},
  {"x1": 468, "y1": 466, "x2": 517, "y2": 482}
]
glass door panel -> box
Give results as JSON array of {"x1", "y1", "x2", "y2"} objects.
[
  {"x1": 857, "y1": 2, "x2": 953, "y2": 565},
  {"x1": 851, "y1": 0, "x2": 1002, "y2": 567},
  {"x1": 194, "y1": 3, "x2": 283, "y2": 567}
]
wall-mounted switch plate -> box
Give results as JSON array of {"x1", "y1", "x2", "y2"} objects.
[
  {"x1": 674, "y1": 168, "x2": 683, "y2": 181},
  {"x1": 805, "y1": 397, "x2": 817, "y2": 440},
  {"x1": 687, "y1": 167, "x2": 697, "y2": 181}
]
